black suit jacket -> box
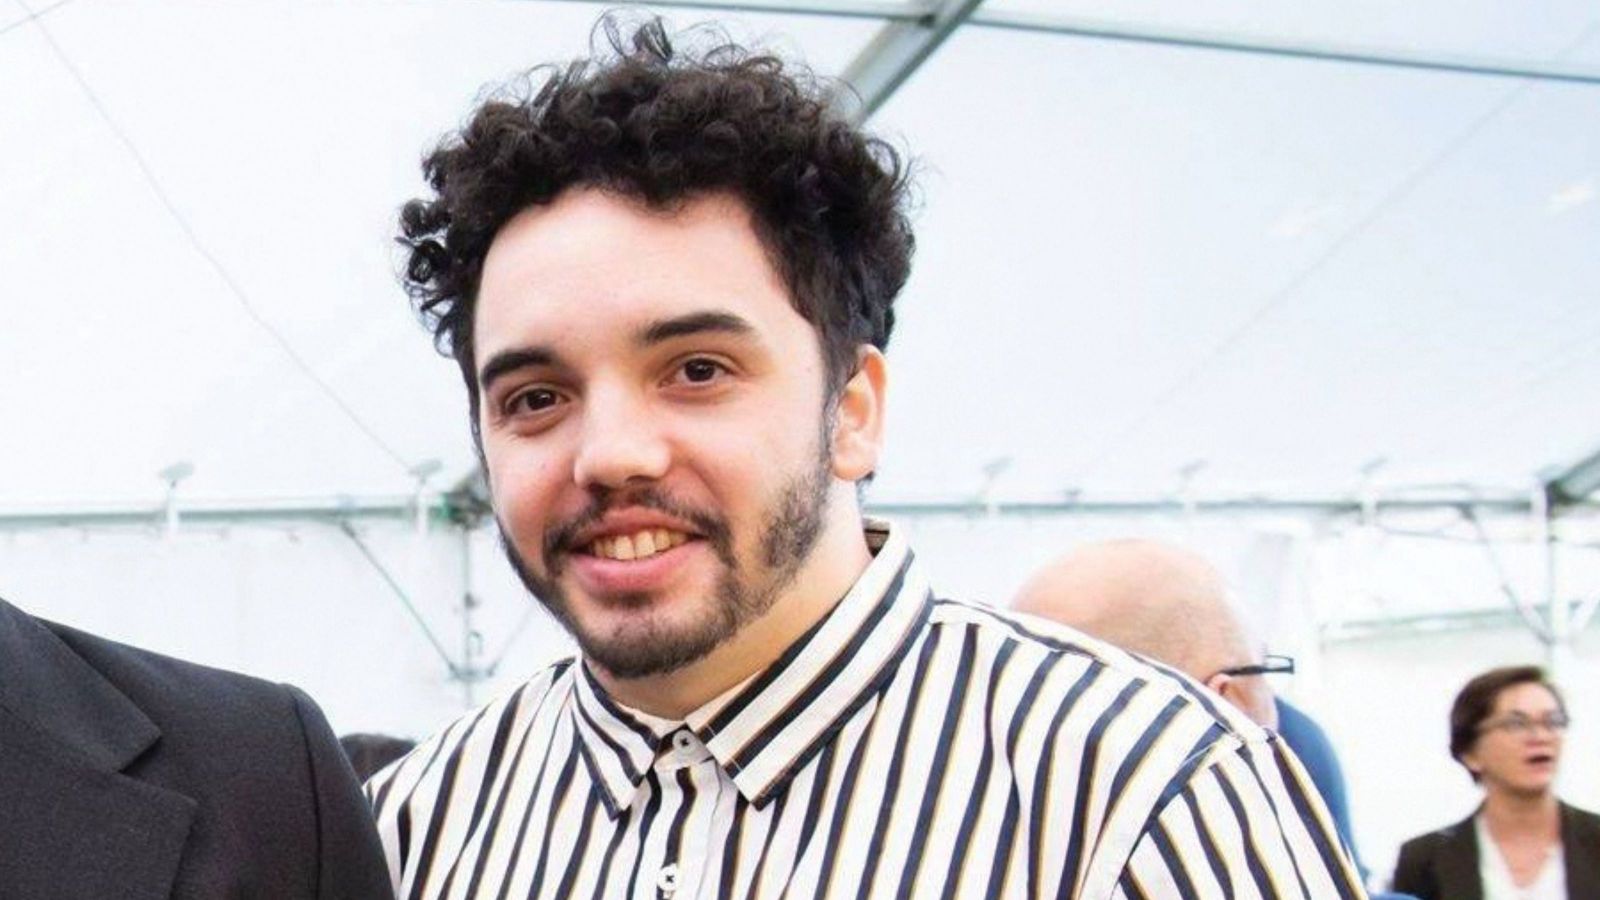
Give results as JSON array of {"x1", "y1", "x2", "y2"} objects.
[
  {"x1": 1393, "y1": 803, "x2": 1600, "y2": 900},
  {"x1": 0, "y1": 598, "x2": 394, "y2": 900}
]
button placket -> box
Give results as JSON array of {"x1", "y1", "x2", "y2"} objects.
[{"x1": 653, "y1": 731, "x2": 723, "y2": 900}]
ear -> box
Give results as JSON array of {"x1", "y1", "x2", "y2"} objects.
[
  {"x1": 1205, "y1": 672, "x2": 1233, "y2": 698},
  {"x1": 1206, "y1": 672, "x2": 1276, "y2": 728},
  {"x1": 830, "y1": 346, "x2": 888, "y2": 482}
]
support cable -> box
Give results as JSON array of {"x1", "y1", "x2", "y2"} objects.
[
  {"x1": 1572, "y1": 593, "x2": 1600, "y2": 636},
  {"x1": 339, "y1": 520, "x2": 461, "y2": 677},
  {"x1": 1462, "y1": 507, "x2": 1554, "y2": 644},
  {"x1": 18, "y1": 0, "x2": 415, "y2": 475},
  {"x1": 0, "y1": 0, "x2": 72, "y2": 39}
]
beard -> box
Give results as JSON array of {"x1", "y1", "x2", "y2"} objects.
[{"x1": 498, "y1": 445, "x2": 832, "y2": 681}]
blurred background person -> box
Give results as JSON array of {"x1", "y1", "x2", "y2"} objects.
[
  {"x1": 1013, "y1": 538, "x2": 1403, "y2": 897},
  {"x1": 1013, "y1": 539, "x2": 1277, "y2": 722},
  {"x1": 1392, "y1": 666, "x2": 1599, "y2": 899},
  {"x1": 339, "y1": 732, "x2": 417, "y2": 783}
]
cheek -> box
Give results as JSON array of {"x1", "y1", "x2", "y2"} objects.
[
  {"x1": 1472, "y1": 742, "x2": 1510, "y2": 773},
  {"x1": 486, "y1": 446, "x2": 567, "y2": 530},
  {"x1": 679, "y1": 416, "x2": 781, "y2": 483}
]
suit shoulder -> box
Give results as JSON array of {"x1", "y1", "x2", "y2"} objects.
[
  {"x1": 1398, "y1": 814, "x2": 1471, "y2": 858},
  {"x1": 43, "y1": 619, "x2": 310, "y2": 747},
  {"x1": 1565, "y1": 802, "x2": 1600, "y2": 834},
  {"x1": 27, "y1": 616, "x2": 387, "y2": 896},
  {"x1": 1396, "y1": 829, "x2": 1439, "y2": 858}
]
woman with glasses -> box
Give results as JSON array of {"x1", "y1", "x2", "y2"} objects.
[{"x1": 1393, "y1": 665, "x2": 1599, "y2": 899}]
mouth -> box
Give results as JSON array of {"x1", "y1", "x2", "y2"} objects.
[
  {"x1": 1526, "y1": 752, "x2": 1556, "y2": 766},
  {"x1": 564, "y1": 523, "x2": 708, "y2": 600},
  {"x1": 583, "y1": 528, "x2": 694, "y2": 561}
]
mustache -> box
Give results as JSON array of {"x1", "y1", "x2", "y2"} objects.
[{"x1": 541, "y1": 487, "x2": 735, "y2": 571}]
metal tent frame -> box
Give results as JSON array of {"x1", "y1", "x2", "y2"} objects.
[{"x1": 6, "y1": 0, "x2": 1598, "y2": 688}]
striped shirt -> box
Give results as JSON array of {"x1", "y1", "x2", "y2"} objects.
[{"x1": 368, "y1": 521, "x2": 1364, "y2": 899}]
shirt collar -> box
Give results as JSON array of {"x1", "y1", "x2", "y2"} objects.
[
  {"x1": 569, "y1": 662, "x2": 665, "y2": 818},
  {"x1": 569, "y1": 519, "x2": 933, "y2": 816}
]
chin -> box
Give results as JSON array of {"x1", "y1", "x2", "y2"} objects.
[{"x1": 1505, "y1": 778, "x2": 1556, "y2": 798}]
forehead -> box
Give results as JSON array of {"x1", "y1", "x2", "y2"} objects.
[
  {"x1": 473, "y1": 188, "x2": 803, "y2": 360},
  {"x1": 1490, "y1": 681, "x2": 1560, "y2": 715}
]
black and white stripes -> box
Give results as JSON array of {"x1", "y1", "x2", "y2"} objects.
[{"x1": 369, "y1": 523, "x2": 1363, "y2": 899}]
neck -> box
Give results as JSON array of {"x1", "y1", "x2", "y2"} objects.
[
  {"x1": 1482, "y1": 788, "x2": 1560, "y2": 840},
  {"x1": 594, "y1": 503, "x2": 872, "y2": 720}
]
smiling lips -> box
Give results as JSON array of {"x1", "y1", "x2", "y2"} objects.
[{"x1": 588, "y1": 528, "x2": 691, "y2": 561}]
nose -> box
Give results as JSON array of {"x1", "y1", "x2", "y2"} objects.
[{"x1": 571, "y1": 385, "x2": 672, "y2": 490}]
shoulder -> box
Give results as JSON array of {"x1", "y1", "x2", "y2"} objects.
[
  {"x1": 925, "y1": 598, "x2": 1271, "y2": 828},
  {"x1": 44, "y1": 617, "x2": 311, "y2": 743},
  {"x1": 368, "y1": 658, "x2": 576, "y2": 819},
  {"x1": 925, "y1": 602, "x2": 1364, "y2": 896},
  {"x1": 1564, "y1": 801, "x2": 1600, "y2": 835},
  {"x1": 33, "y1": 615, "x2": 391, "y2": 895},
  {"x1": 1398, "y1": 813, "x2": 1474, "y2": 860},
  {"x1": 367, "y1": 659, "x2": 576, "y2": 887},
  {"x1": 40, "y1": 619, "x2": 359, "y2": 821},
  {"x1": 1395, "y1": 830, "x2": 1439, "y2": 861},
  {"x1": 928, "y1": 596, "x2": 1263, "y2": 740}
]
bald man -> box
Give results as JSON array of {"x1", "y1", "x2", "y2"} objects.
[{"x1": 1012, "y1": 538, "x2": 1277, "y2": 726}]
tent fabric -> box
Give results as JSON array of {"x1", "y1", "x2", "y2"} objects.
[{"x1": 2, "y1": 0, "x2": 1596, "y2": 509}]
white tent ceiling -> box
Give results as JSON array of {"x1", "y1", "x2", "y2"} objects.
[{"x1": 3, "y1": 0, "x2": 1597, "y2": 511}]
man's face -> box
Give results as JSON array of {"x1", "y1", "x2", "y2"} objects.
[{"x1": 473, "y1": 188, "x2": 847, "y2": 680}]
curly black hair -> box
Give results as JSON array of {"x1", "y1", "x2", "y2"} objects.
[{"x1": 399, "y1": 15, "x2": 915, "y2": 427}]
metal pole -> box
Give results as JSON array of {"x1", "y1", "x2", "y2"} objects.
[
  {"x1": 460, "y1": 525, "x2": 484, "y2": 709},
  {"x1": 1536, "y1": 485, "x2": 1570, "y2": 680},
  {"x1": 965, "y1": 12, "x2": 1600, "y2": 88}
]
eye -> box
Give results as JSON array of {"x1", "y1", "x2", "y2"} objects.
[
  {"x1": 506, "y1": 387, "x2": 565, "y2": 415},
  {"x1": 674, "y1": 357, "x2": 730, "y2": 385}
]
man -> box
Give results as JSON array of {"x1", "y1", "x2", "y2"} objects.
[
  {"x1": 1012, "y1": 540, "x2": 1281, "y2": 727},
  {"x1": 368, "y1": 18, "x2": 1363, "y2": 899},
  {"x1": 1013, "y1": 539, "x2": 1388, "y2": 895},
  {"x1": 0, "y1": 597, "x2": 392, "y2": 899}
]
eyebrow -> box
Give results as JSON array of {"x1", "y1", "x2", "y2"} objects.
[
  {"x1": 479, "y1": 346, "x2": 560, "y2": 393},
  {"x1": 477, "y1": 311, "x2": 757, "y2": 391},
  {"x1": 638, "y1": 310, "x2": 755, "y2": 346}
]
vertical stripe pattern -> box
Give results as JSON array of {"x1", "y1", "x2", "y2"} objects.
[{"x1": 369, "y1": 521, "x2": 1362, "y2": 899}]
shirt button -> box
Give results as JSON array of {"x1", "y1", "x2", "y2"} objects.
[
  {"x1": 658, "y1": 862, "x2": 680, "y2": 894},
  {"x1": 673, "y1": 731, "x2": 695, "y2": 751}
]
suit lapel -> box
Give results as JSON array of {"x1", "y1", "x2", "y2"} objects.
[
  {"x1": 1434, "y1": 813, "x2": 1483, "y2": 900},
  {"x1": 0, "y1": 600, "x2": 196, "y2": 900},
  {"x1": 1562, "y1": 803, "x2": 1600, "y2": 898}
]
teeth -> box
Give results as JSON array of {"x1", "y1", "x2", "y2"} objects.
[{"x1": 590, "y1": 529, "x2": 688, "y2": 561}]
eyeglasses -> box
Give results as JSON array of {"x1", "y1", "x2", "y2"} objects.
[
  {"x1": 1480, "y1": 713, "x2": 1570, "y2": 736},
  {"x1": 1215, "y1": 654, "x2": 1295, "y2": 678}
]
